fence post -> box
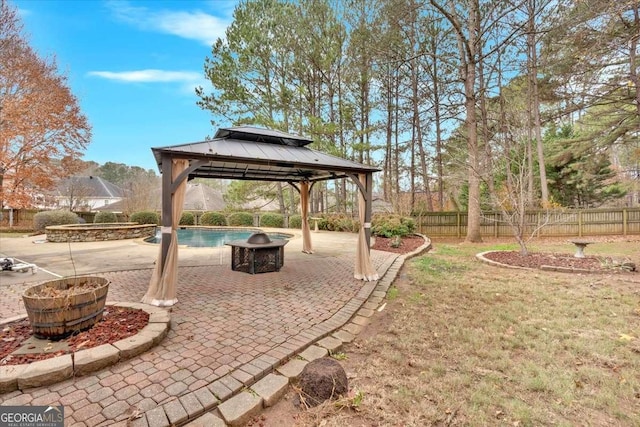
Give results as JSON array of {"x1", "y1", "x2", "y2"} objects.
[
  {"x1": 623, "y1": 209, "x2": 628, "y2": 236},
  {"x1": 456, "y1": 212, "x2": 461, "y2": 238},
  {"x1": 578, "y1": 210, "x2": 583, "y2": 237},
  {"x1": 494, "y1": 213, "x2": 498, "y2": 238}
]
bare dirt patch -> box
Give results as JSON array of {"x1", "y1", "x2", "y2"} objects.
[{"x1": 0, "y1": 306, "x2": 149, "y2": 365}]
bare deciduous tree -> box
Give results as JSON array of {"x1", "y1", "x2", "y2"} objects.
[{"x1": 0, "y1": 0, "x2": 91, "y2": 208}]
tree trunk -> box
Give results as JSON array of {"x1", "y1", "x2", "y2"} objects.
[
  {"x1": 528, "y1": 0, "x2": 548, "y2": 205},
  {"x1": 433, "y1": 62, "x2": 444, "y2": 211},
  {"x1": 464, "y1": 1, "x2": 483, "y2": 243},
  {"x1": 465, "y1": 64, "x2": 483, "y2": 243}
]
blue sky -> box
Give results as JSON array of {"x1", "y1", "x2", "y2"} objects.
[{"x1": 14, "y1": 0, "x2": 237, "y2": 172}]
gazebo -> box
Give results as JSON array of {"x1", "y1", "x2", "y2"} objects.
[{"x1": 142, "y1": 126, "x2": 381, "y2": 306}]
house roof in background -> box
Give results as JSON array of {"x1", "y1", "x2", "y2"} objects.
[
  {"x1": 56, "y1": 176, "x2": 124, "y2": 198},
  {"x1": 183, "y1": 183, "x2": 225, "y2": 211},
  {"x1": 101, "y1": 183, "x2": 225, "y2": 212}
]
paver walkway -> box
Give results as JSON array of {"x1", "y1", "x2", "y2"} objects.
[{"x1": 0, "y1": 232, "x2": 400, "y2": 426}]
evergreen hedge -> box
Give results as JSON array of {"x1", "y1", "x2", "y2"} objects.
[
  {"x1": 372, "y1": 214, "x2": 415, "y2": 237},
  {"x1": 260, "y1": 213, "x2": 284, "y2": 228},
  {"x1": 227, "y1": 212, "x2": 254, "y2": 227},
  {"x1": 130, "y1": 211, "x2": 159, "y2": 225},
  {"x1": 93, "y1": 211, "x2": 118, "y2": 223},
  {"x1": 200, "y1": 211, "x2": 227, "y2": 226},
  {"x1": 33, "y1": 210, "x2": 80, "y2": 233},
  {"x1": 179, "y1": 212, "x2": 195, "y2": 226},
  {"x1": 288, "y1": 215, "x2": 302, "y2": 229}
]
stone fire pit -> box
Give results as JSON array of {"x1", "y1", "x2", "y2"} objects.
[{"x1": 225, "y1": 232, "x2": 288, "y2": 274}]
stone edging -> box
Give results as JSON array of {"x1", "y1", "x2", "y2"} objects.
[
  {"x1": 539, "y1": 265, "x2": 597, "y2": 273},
  {"x1": 476, "y1": 251, "x2": 533, "y2": 270},
  {"x1": 171, "y1": 234, "x2": 434, "y2": 427},
  {"x1": 0, "y1": 302, "x2": 170, "y2": 394},
  {"x1": 476, "y1": 250, "x2": 601, "y2": 274}
]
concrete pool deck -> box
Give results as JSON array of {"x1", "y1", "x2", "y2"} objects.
[{"x1": 0, "y1": 229, "x2": 430, "y2": 426}]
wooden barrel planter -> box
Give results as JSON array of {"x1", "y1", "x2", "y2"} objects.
[{"x1": 22, "y1": 276, "x2": 110, "y2": 340}]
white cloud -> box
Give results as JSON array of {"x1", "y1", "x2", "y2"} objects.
[
  {"x1": 106, "y1": 0, "x2": 231, "y2": 46},
  {"x1": 88, "y1": 69, "x2": 202, "y2": 83},
  {"x1": 153, "y1": 11, "x2": 228, "y2": 46},
  {"x1": 87, "y1": 69, "x2": 210, "y2": 96}
]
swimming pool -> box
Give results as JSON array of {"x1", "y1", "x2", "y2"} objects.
[{"x1": 145, "y1": 228, "x2": 293, "y2": 248}]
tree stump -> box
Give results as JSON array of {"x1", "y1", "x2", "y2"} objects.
[{"x1": 297, "y1": 357, "x2": 348, "y2": 407}]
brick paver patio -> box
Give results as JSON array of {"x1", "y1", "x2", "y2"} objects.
[{"x1": 1, "y1": 246, "x2": 398, "y2": 426}]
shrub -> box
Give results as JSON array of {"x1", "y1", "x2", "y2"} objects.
[
  {"x1": 260, "y1": 213, "x2": 284, "y2": 228},
  {"x1": 179, "y1": 211, "x2": 195, "y2": 226},
  {"x1": 318, "y1": 214, "x2": 359, "y2": 233},
  {"x1": 130, "y1": 211, "x2": 159, "y2": 225},
  {"x1": 200, "y1": 211, "x2": 227, "y2": 226},
  {"x1": 227, "y1": 211, "x2": 254, "y2": 227},
  {"x1": 372, "y1": 214, "x2": 416, "y2": 237},
  {"x1": 288, "y1": 215, "x2": 302, "y2": 229},
  {"x1": 93, "y1": 211, "x2": 118, "y2": 223},
  {"x1": 33, "y1": 210, "x2": 79, "y2": 233}
]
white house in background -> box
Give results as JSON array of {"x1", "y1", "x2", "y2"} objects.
[{"x1": 53, "y1": 176, "x2": 124, "y2": 211}]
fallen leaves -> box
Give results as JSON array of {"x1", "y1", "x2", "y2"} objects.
[
  {"x1": 619, "y1": 333, "x2": 635, "y2": 342},
  {"x1": 24, "y1": 281, "x2": 106, "y2": 298},
  {"x1": 0, "y1": 306, "x2": 149, "y2": 365}
]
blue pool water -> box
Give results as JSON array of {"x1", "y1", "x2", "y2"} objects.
[{"x1": 145, "y1": 228, "x2": 292, "y2": 248}]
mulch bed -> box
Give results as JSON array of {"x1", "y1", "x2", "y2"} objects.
[
  {"x1": 481, "y1": 251, "x2": 635, "y2": 272},
  {"x1": 0, "y1": 306, "x2": 149, "y2": 365},
  {"x1": 371, "y1": 235, "x2": 426, "y2": 254}
]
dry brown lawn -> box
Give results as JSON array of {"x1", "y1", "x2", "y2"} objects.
[{"x1": 257, "y1": 238, "x2": 640, "y2": 427}]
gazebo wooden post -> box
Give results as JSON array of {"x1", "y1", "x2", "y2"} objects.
[
  {"x1": 348, "y1": 172, "x2": 374, "y2": 251},
  {"x1": 159, "y1": 154, "x2": 174, "y2": 276},
  {"x1": 364, "y1": 172, "x2": 373, "y2": 250}
]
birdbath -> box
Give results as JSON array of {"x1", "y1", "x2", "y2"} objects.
[
  {"x1": 569, "y1": 240, "x2": 593, "y2": 258},
  {"x1": 309, "y1": 217, "x2": 321, "y2": 232}
]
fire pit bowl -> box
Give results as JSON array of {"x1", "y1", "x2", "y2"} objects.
[{"x1": 247, "y1": 232, "x2": 272, "y2": 245}]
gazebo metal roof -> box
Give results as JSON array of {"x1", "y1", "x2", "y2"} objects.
[{"x1": 151, "y1": 126, "x2": 380, "y2": 182}]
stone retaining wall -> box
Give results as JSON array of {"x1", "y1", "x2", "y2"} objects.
[{"x1": 45, "y1": 223, "x2": 157, "y2": 242}]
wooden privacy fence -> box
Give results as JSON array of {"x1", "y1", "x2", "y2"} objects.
[
  {"x1": 4, "y1": 207, "x2": 640, "y2": 238},
  {"x1": 415, "y1": 208, "x2": 640, "y2": 238}
]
